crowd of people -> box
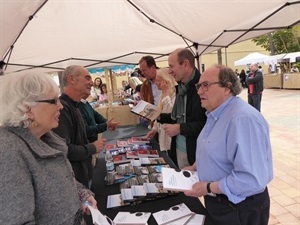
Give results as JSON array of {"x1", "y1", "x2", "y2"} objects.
[{"x1": 0, "y1": 48, "x2": 273, "y2": 225}]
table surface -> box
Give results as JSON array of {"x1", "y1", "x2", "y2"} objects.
[{"x1": 90, "y1": 126, "x2": 215, "y2": 225}]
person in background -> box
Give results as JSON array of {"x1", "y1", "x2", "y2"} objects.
[
  {"x1": 290, "y1": 64, "x2": 299, "y2": 73},
  {"x1": 0, "y1": 71, "x2": 97, "y2": 224},
  {"x1": 138, "y1": 55, "x2": 162, "y2": 106},
  {"x1": 158, "y1": 48, "x2": 207, "y2": 169},
  {"x1": 246, "y1": 63, "x2": 264, "y2": 112},
  {"x1": 129, "y1": 76, "x2": 143, "y2": 101},
  {"x1": 79, "y1": 93, "x2": 120, "y2": 143},
  {"x1": 53, "y1": 65, "x2": 106, "y2": 188},
  {"x1": 90, "y1": 77, "x2": 102, "y2": 101},
  {"x1": 239, "y1": 69, "x2": 246, "y2": 88},
  {"x1": 146, "y1": 68, "x2": 177, "y2": 153},
  {"x1": 258, "y1": 65, "x2": 265, "y2": 77},
  {"x1": 98, "y1": 83, "x2": 108, "y2": 104},
  {"x1": 184, "y1": 64, "x2": 273, "y2": 225}
]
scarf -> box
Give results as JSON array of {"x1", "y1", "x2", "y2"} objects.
[{"x1": 171, "y1": 82, "x2": 187, "y2": 123}]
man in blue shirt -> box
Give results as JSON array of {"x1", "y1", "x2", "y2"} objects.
[{"x1": 184, "y1": 65, "x2": 273, "y2": 225}]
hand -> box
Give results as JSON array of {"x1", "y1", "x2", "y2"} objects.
[
  {"x1": 82, "y1": 195, "x2": 97, "y2": 215},
  {"x1": 184, "y1": 181, "x2": 207, "y2": 198},
  {"x1": 160, "y1": 80, "x2": 170, "y2": 96},
  {"x1": 93, "y1": 138, "x2": 107, "y2": 153},
  {"x1": 163, "y1": 124, "x2": 180, "y2": 137},
  {"x1": 146, "y1": 129, "x2": 157, "y2": 139},
  {"x1": 107, "y1": 118, "x2": 121, "y2": 131}
]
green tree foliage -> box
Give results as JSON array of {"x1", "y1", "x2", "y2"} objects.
[{"x1": 252, "y1": 25, "x2": 300, "y2": 54}]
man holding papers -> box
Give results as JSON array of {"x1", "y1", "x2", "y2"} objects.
[{"x1": 184, "y1": 65, "x2": 273, "y2": 225}]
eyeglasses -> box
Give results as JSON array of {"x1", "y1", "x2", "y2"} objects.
[
  {"x1": 36, "y1": 98, "x2": 60, "y2": 105},
  {"x1": 195, "y1": 81, "x2": 221, "y2": 92}
]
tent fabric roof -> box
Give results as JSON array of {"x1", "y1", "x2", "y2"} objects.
[
  {"x1": 1, "y1": 0, "x2": 300, "y2": 73},
  {"x1": 234, "y1": 52, "x2": 270, "y2": 66}
]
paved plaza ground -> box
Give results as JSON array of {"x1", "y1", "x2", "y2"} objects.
[{"x1": 239, "y1": 88, "x2": 300, "y2": 225}]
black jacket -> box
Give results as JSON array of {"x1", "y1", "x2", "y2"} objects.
[
  {"x1": 158, "y1": 69, "x2": 206, "y2": 166},
  {"x1": 246, "y1": 70, "x2": 264, "y2": 94},
  {"x1": 52, "y1": 94, "x2": 96, "y2": 187}
]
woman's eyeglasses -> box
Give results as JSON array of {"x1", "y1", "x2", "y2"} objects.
[
  {"x1": 36, "y1": 98, "x2": 60, "y2": 105},
  {"x1": 195, "y1": 81, "x2": 220, "y2": 92}
]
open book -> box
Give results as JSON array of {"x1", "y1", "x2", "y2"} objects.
[{"x1": 130, "y1": 100, "x2": 162, "y2": 121}]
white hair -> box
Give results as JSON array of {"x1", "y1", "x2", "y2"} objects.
[{"x1": 0, "y1": 71, "x2": 60, "y2": 127}]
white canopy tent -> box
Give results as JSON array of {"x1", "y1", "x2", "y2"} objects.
[
  {"x1": 282, "y1": 51, "x2": 300, "y2": 62},
  {"x1": 234, "y1": 52, "x2": 270, "y2": 66},
  {"x1": 262, "y1": 51, "x2": 300, "y2": 64},
  {"x1": 1, "y1": 0, "x2": 300, "y2": 74}
]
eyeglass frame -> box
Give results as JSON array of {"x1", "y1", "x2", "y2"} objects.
[
  {"x1": 195, "y1": 81, "x2": 221, "y2": 92},
  {"x1": 36, "y1": 98, "x2": 60, "y2": 105}
]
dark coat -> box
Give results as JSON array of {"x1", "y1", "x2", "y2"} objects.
[
  {"x1": 158, "y1": 69, "x2": 207, "y2": 166},
  {"x1": 52, "y1": 93, "x2": 96, "y2": 187},
  {"x1": 246, "y1": 70, "x2": 264, "y2": 94}
]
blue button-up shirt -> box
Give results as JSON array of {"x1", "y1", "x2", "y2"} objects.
[{"x1": 196, "y1": 96, "x2": 273, "y2": 204}]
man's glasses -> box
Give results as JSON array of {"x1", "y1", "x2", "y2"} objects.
[
  {"x1": 195, "y1": 81, "x2": 221, "y2": 92},
  {"x1": 36, "y1": 98, "x2": 60, "y2": 105}
]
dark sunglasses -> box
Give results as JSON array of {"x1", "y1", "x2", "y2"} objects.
[{"x1": 36, "y1": 98, "x2": 60, "y2": 105}]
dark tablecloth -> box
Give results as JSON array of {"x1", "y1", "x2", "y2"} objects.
[{"x1": 88, "y1": 125, "x2": 215, "y2": 225}]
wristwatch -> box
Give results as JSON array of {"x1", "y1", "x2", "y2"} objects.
[{"x1": 206, "y1": 182, "x2": 216, "y2": 197}]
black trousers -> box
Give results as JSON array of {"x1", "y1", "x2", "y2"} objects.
[{"x1": 204, "y1": 187, "x2": 270, "y2": 225}]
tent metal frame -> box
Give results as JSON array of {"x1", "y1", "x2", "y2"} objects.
[{"x1": 2, "y1": 0, "x2": 300, "y2": 73}]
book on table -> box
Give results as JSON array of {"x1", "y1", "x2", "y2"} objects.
[
  {"x1": 152, "y1": 203, "x2": 194, "y2": 225},
  {"x1": 130, "y1": 100, "x2": 162, "y2": 121},
  {"x1": 128, "y1": 136, "x2": 150, "y2": 145},
  {"x1": 113, "y1": 211, "x2": 151, "y2": 225},
  {"x1": 137, "y1": 149, "x2": 159, "y2": 158}
]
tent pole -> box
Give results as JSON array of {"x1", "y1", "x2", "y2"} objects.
[{"x1": 193, "y1": 43, "x2": 201, "y2": 72}]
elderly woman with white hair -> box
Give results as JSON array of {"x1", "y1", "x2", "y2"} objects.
[{"x1": 0, "y1": 72, "x2": 97, "y2": 224}]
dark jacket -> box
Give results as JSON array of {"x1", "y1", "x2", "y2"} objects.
[
  {"x1": 246, "y1": 70, "x2": 264, "y2": 94},
  {"x1": 79, "y1": 101, "x2": 107, "y2": 142},
  {"x1": 158, "y1": 69, "x2": 207, "y2": 166},
  {"x1": 52, "y1": 93, "x2": 97, "y2": 187}
]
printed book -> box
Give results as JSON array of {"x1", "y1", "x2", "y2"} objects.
[
  {"x1": 137, "y1": 149, "x2": 159, "y2": 158},
  {"x1": 130, "y1": 100, "x2": 162, "y2": 121},
  {"x1": 128, "y1": 136, "x2": 150, "y2": 144},
  {"x1": 161, "y1": 167, "x2": 199, "y2": 192},
  {"x1": 152, "y1": 203, "x2": 194, "y2": 225},
  {"x1": 113, "y1": 211, "x2": 151, "y2": 225}
]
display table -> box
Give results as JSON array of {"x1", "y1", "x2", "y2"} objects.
[
  {"x1": 89, "y1": 125, "x2": 214, "y2": 225},
  {"x1": 283, "y1": 73, "x2": 300, "y2": 89},
  {"x1": 90, "y1": 152, "x2": 215, "y2": 225},
  {"x1": 264, "y1": 74, "x2": 282, "y2": 89},
  {"x1": 95, "y1": 104, "x2": 140, "y2": 126}
]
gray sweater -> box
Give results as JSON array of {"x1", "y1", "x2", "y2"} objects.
[{"x1": 0, "y1": 127, "x2": 93, "y2": 225}]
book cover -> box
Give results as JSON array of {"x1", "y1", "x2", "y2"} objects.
[
  {"x1": 130, "y1": 100, "x2": 162, "y2": 121},
  {"x1": 107, "y1": 194, "x2": 130, "y2": 209},
  {"x1": 137, "y1": 149, "x2": 159, "y2": 158},
  {"x1": 121, "y1": 188, "x2": 135, "y2": 203},
  {"x1": 143, "y1": 183, "x2": 168, "y2": 197},
  {"x1": 113, "y1": 155, "x2": 131, "y2": 165},
  {"x1": 131, "y1": 185, "x2": 147, "y2": 199},
  {"x1": 113, "y1": 212, "x2": 151, "y2": 225},
  {"x1": 140, "y1": 157, "x2": 166, "y2": 165},
  {"x1": 152, "y1": 203, "x2": 194, "y2": 225},
  {"x1": 161, "y1": 168, "x2": 199, "y2": 192},
  {"x1": 185, "y1": 213, "x2": 206, "y2": 225},
  {"x1": 117, "y1": 140, "x2": 130, "y2": 147},
  {"x1": 126, "y1": 150, "x2": 139, "y2": 159},
  {"x1": 129, "y1": 136, "x2": 150, "y2": 144},
  {"x1": 105, "y1": 143, "x2": 117, "y2": 150}
]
